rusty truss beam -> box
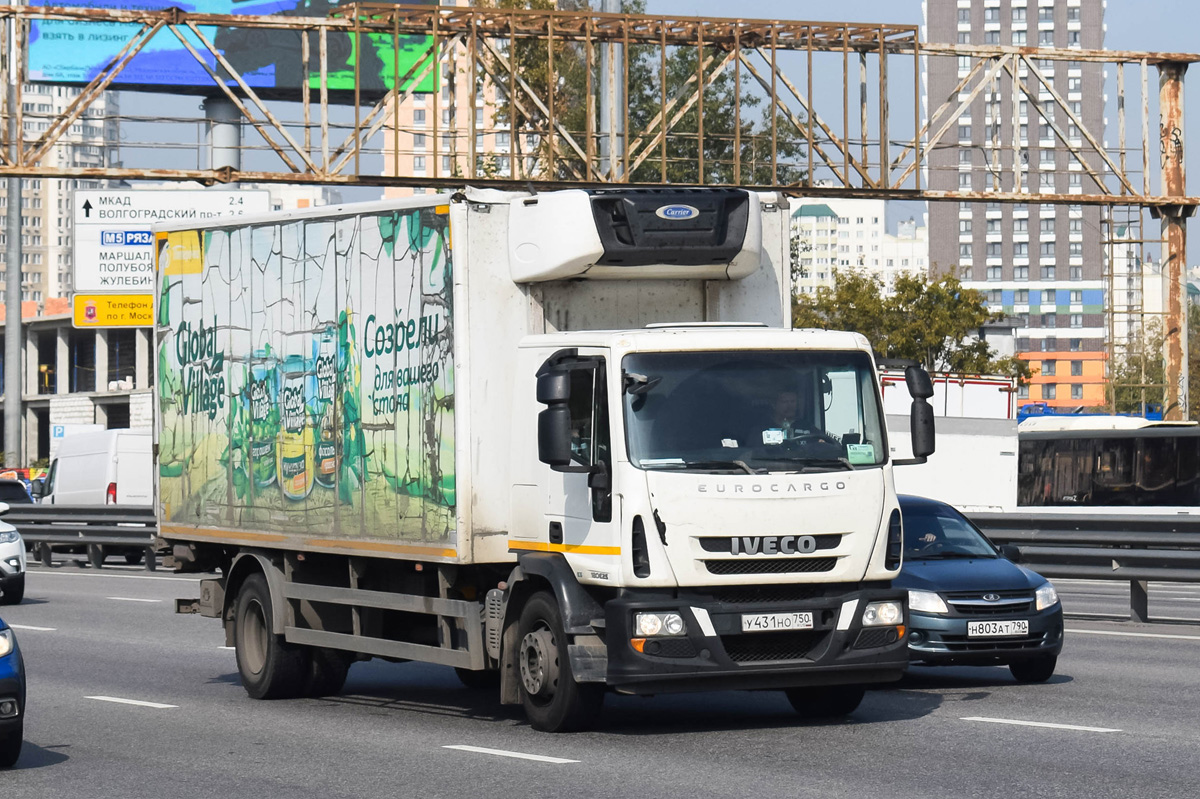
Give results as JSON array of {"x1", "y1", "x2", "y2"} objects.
[{"x1": 0, "y1": 3, "x2": 1194, "y2": 208}]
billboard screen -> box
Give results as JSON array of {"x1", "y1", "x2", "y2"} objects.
[{"x1": 28, "y1": 1, "x2": 437, "y2": 100}]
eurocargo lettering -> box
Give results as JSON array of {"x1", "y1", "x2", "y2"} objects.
[{"x1": 154, "y1": 189, "x2": 937, "y2": 731}]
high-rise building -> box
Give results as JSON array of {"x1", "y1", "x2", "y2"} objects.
[
  {"x1": 792, "y1": 198, "x2": 889, "y2": 295},
  {"x1": 0, "y1": 85, "x2": 120, "y2": 305},
  {"x1": 923, "y1": 0, "x2": 1107, "y2": 408}
]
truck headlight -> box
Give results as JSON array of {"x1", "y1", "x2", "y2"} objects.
[
  {"x1": 862, "y1": 601, "x2": 903, "y2": 627},
  {"x1": 908, "y1": 590, "x2": 949, "y2": 615},
  {"x1": 635, "y1": 612, "x2": 686, "y2": 637},
  {"x1": 0, "y1": 630, "x2": 12, "y2": 658},
  {"x1": 0, "y1": 530, "x2": 18, "y2": 545},
  {"x1": 1035, "y1": 582, "x2": 1060, "y2": 611}
]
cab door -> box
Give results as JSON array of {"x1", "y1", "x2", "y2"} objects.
[{"x1": 540, "y1": 352, "x2": 619, "y2": 574}]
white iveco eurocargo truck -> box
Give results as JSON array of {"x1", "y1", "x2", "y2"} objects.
[{"x1": 156, "y1": 187, "x2": 935, "y2": 731}]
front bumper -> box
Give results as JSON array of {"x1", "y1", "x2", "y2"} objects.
[
  {"x1": 0, "y1": 540, "x2": 24, "y2": 585},
  {"x1": 907, "y1": 605, "x2": 1064, "y2": 666},
  {"x1": 603, "y1": 586, "x2": 908, "y2": 694},
  {"x1": 0, "y1": 658, "x2": 24, "y2": 734}
]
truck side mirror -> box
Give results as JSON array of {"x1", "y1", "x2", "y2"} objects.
[
  {"x1": 538, "y1": 404, "x2": 574, "y2": 467},
  {"x1": 911, "y1": 399, "x2": 935, "y2": 459},
  {"x1": 905, "y1": 364, "x2": 934, "y2": 399},
  {"x1": 536, "y1": 371, "x2": 570, "y2": 404},
  {"x1": 30, "y1": 478, "x2": 45, "y2": 499}
]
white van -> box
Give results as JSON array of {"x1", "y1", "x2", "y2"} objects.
[{"x1": 38, "y1": 428, "x2": 152, "y2": 506}]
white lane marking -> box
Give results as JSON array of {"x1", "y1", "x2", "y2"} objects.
[
  {"x1": 962, "y1": 717, "x2": 1121, "y2": 733},
  {"x1": 443, "y1": 745, "x2": 579, "y2": 764},
  {"x1": 29, "y1": 569, "x2": 197, "y2": 583},
  {"x1": 106, "y1": 596, "x2": 163, "y2": 603},
  {"x1": 86, "y1": 696, "x2": 178, "y2": 709},
  {"x1": 8, "y1": 624, "x2": 56, "y2": 632},
  {"x1": 219, "y1": 646, "x2": 235, "y2": 650},
  {"x1": 1067, "y1": 628, "x2": 1200, "y2": 641}
]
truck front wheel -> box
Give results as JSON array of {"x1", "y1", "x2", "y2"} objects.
[
  {"x1": 785, "y1": 684, "x2": 866, "y2": 719},
  {"x1": 234, "y1": 574, "x2": 309, "y2": 699},
  {"x1": 516, "y1": 591, "x2": 603, "y2": 732}
]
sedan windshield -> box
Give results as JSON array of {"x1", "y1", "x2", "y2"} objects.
[
  {"x1": 903, "y1": 504, "x2": 998, "y2": 560},
  {"x1": 622, "y1": 350, "x2": 887, "y2": 474}
]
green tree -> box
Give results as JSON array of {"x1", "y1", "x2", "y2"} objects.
[
  {"x1": 1107, "y1": 305, "x2": 1200, "y2": 418},
  {"x1": 475, "y1": 0, "x2": 805, "y2": 185},
  {"x1": 793, "y1": 269, "x2": 1031, "y2": 381}
]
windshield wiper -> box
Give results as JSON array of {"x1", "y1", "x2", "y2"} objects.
[
  {"x1": 766, "y1": 456, "x2": 855, "y2": 472},
  {"x1": 645, "y1": 459, "x2": 763, "y2": 475}
]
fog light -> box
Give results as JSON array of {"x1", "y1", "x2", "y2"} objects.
[
  {"x1": 4, "y1": 557, "x2": 18, "y2": 568},
  {"x1": 0, "y1": 699, "x2": 17, "y2": 719},
  {"x1": 862, "y1": 600, "x2": 903, "y2": 627}
]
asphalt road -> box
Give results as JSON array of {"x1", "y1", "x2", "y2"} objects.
[{"x1": 2, "y1": 565, "x2": 1198, "y2": 798}]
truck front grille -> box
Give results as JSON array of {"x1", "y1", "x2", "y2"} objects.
[
  {"x1": 704, "y1": 585, "x2": 826, "y2": 604},
  {"x1": 721, "y1": 630, "x2": 827, "y2": 663},
  {"x1": 703, "y1": 557, "x2": 837, "y2": 576}
]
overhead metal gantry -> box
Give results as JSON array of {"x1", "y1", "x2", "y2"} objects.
[{"x1": 0, "y1": 2, "x2": 1198, "y2": 415}]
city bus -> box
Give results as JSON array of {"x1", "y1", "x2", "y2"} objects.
[{"x1": 1018, "y1": 417, "x2": 1200, "y2": 507}]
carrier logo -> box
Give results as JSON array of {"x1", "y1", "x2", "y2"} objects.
[
  {"x1": 731, "y1": 535, "x2": 819, "y2": 555},
  {"x1": 655, "y1": 204, "x2": 699, "y2": 220}
]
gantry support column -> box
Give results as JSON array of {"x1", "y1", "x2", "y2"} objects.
[{"x1": 1156, "y1": 63, "x2": 1193, "y2": 420}]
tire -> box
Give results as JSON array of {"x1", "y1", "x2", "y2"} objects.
[
  {"x1": 515, "y1": 591, "x2": 603, "y2": 732},
  {"x1": 304, "y1": 647, "x2": 351, "y2": 697},
  {"x1": 38, "y1": 544, "x2": 52, "y2": 568},
  {"x1": 455, "y1": 667, "x2": 501, "y2": 691},
  {"x1": 0, "y1": 725, "x2": 21, "y2": 769},
  {"x1": 87, "y1": 544, "x2": 107, "y2": 570},
  {"x1": 234, "y1": 573, "x2": 310, "y2": 700},
  {"x1": 124, "y1": 551, "x2": 144, "y2": 566},
  {"x1": 1010, "y1": 655, "x2": 1057, "y2": 683},
  {"x1": 0, "y1": 575, "x2": 24, "y2": 605},
  {"x1": 785, "y1": 685, "x2": 867, "y2": 719}
]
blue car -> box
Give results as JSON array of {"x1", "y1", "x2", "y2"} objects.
[
  {"x1": 895, "y1": 495, "x2": 1064, "y2": 683},
  {"x1": 0, "y1": 617, "x2": 24, "y2": 767}
]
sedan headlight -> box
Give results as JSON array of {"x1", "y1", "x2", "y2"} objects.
[
  {"x1": 0, "y1": 530, "x2": 18, "y2": 545},
  {"x1": 0, "y1": 629, "x2": 13, "y2": 659},
  {"x1": 635, "y1": 612, "x2": 686, "y2": 637},
  {"x1": 1035, "y1": 582, "x2": 1060, "y2": 611},
  {"x1": 908, "y1": 590, "x2": 949, "y2": 615},
  {"x1": 862, "y1": 600, "x2": 903, "y2": 627}
]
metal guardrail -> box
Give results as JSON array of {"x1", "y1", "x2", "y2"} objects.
[
  {"x1": 5, "y1": 504, "x2": 159, "y2": 571},
  {"x1": 967, "y1": 512, "x2": 1200, "y2": 623}
]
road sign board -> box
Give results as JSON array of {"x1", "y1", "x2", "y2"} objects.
[
  {"x1": 73, "y1": 294, "x2": 154, "y2": 328},
  {"x1": 73, "y1": 189, "x2": 271, "y2": 293}
]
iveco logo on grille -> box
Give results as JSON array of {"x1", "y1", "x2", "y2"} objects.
[
  {"x1": 655, "y1": 204, "x2": 699, "y2": 220},
  {"x1": 982, "y1": 593, "x2": 1001, "y2": 602},
  {"x1": 731, "y1": 535, "x2": 818, "y2": 556}
]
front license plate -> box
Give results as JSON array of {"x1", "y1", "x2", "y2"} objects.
[
  {"x1": 741, "y1": 611, "x2": 814, "y2": 633},
  {"x1": 967, "y1": 619, "x2": 1029, "y2": 638}
]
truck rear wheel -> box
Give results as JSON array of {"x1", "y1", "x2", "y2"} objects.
[
  {"x1": 234, "y1": 573, "x2": 309, "y2": 700},
  {"x1": 785, "y1": 685, "x2": 866, "y2": 719},
  {"x1": 516, "y1": 591, "x2": 603, "y2": 732},
  {"x1": 304, "y1": 647, "x2": 351, "y2": 697},
  {"x1": 87, "y1": 544, "x2": 107, "y2": 569}
]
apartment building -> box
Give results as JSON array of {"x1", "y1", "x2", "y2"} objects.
[{"x1": 924, "y1": 0, "x2": 1107, "y2": 409}]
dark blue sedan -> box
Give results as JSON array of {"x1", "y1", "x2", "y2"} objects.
[
  {"x1": 0, "y1": 616, "x2": 24, "y2": 767},
  {"x1": 895, "y1": 495, "x2": 1064, "y2": 682}
]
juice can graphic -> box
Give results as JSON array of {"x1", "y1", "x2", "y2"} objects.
[
  {"x1": 277, "y1": 355, "x2": 314, "y2": 501},
  {"x1": 248, "y1": 351, "x2": 278, "y2": 488},
  {"x1": 313, "y1": 328, "x2": 339, "y2": 489}
]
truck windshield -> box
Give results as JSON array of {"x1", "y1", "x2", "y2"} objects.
[{"x1": 622, "y1": 350, "x2": 887, "y2": 473}]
